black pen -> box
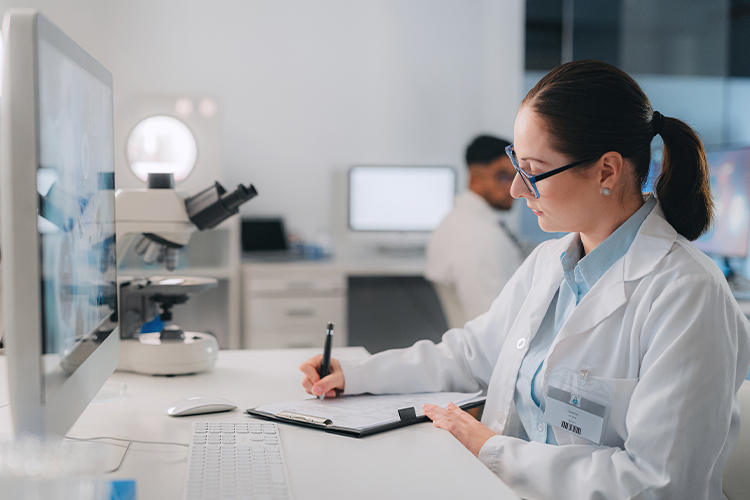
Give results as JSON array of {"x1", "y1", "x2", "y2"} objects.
[{"x1": 317, "y1": 322, "x2": 334, "y2": 400}]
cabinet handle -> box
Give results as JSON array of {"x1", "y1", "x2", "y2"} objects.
[{"x1": 285, "y1": 309, "x2": 315, "y2": 317}]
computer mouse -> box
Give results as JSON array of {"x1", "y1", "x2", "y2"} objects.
[{"x1": 166, "y1": 396, "x2": 238, "y2": 417}]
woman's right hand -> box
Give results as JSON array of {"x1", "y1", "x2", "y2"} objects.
[{"x1": 299, "y1": 355, "x2": 345, "y2": 398}]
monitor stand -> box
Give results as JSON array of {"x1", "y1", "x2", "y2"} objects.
[{"x1": 375, "y1": 244, "x2": 426, "y2": 257}]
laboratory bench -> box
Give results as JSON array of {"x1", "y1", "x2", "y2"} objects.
[{"x1": 0, "y1": 348, "x2": 521, "y2": 500}]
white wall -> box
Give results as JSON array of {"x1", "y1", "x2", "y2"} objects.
[{"x1": 1, "y1": 0, "x2": 525, "y2": 245}]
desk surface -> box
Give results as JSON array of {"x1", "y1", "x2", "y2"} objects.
[{"x1": 0, "y1": 348, "x2": 519, "y2": 500}]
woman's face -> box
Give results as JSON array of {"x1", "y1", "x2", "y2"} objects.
[{"x1": 510, "y1": 106, "x2": 605, "y2": 235}]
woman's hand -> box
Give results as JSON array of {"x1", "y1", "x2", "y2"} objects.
[
  {"x1": 423, "y1": 402, "x2": 496, "y2": 457},
  {"x1": 299, "y1": 355, "x2": 345, "y2": 398}
]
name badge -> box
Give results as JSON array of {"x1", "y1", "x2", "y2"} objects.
[
  {"x1": 542, "y1": 387, "x2": 606, "y2": 443},
  {"x1": 542, "y1": 366, "x2": 612, "y2": 445}
]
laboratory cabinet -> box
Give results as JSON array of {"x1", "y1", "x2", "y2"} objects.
[
  {"x1": 242, "y1": 262, "x2": 347, "y2": 349},
  {"x1": 241, "y1": 256, "x2": 428, "y2": 349}
]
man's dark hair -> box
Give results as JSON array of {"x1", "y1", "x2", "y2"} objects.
[{"x1": 465, "y1": 135, "x2": 512, "y2": 167}]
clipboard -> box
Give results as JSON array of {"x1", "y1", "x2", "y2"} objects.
[{"x1": 246, "y1": 392, "x2": 486, "y2": 438}]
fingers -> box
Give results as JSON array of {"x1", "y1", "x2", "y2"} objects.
[
  {"x1": 300, "y1": 355, "x2": 323, "y2": 393},
  {"x1": 312, "y1": 372, "x2": 340, "y2": 396},
  {"x1": 301, "y1": 356, "x2": 345, "y2": 397},
  {"x1": 424, "y1": 402, "x2": 496, "y2": 456},
  {"x1": 423, "y1": 403, "x2": 449, "y2": 421},
  {"x1": 423, "y1": 402, "x2": 472, "y2": 429},
  {"x1": 299, "y1": 355, "x2": 323, "y2": 381},
  {"x1": 447, "y1": 402, "x2": 474, "y2": 422},
  {"x1": 302, "y1": 377, "x2": 314, "y2": 393},
  {"x1": 424, "y1": 403, "x2": 457, "y2": 432}
]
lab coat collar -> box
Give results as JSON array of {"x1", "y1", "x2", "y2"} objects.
[
  {"x1": 623, "y1": 197, "x2": 677, "y2": 282},
  {"x1": 525, "y1": 234, "x2": 571, "y2": 343},
  {"x1": 543, "y1": 196, "x2": 676, "y2": 365},
  {"x1": 524, "y1": 195, "x2": 676, "y2": 348},
  {"x1": 456, "y1": 190, "x2": 496, "y2": 216}
]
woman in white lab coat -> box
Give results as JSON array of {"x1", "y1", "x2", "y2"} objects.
[{"x1": 300, "y1": 60, "x2": 750, "y2": 499}]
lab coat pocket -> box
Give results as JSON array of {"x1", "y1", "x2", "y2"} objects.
[{"x1": 590, "y1": 376, "x2": 639, "y2": 448}]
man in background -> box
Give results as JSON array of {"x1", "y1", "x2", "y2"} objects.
[{"x1": 426, "y1": 135, "x2": 524, "y2": 327}]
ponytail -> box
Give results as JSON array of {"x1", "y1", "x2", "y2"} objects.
[
  {"x1": 655, "y1": 117, "x2": 713, "y2": 241},
  {"x1": 524, "y1": 60, "x2": 713, "y2": 241}
]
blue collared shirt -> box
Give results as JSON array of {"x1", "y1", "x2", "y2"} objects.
[{"x1": 513, "y1": 196, "x2": 657, "y2": 444}]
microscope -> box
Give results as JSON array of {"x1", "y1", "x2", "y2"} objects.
[{"x1": 116, "y1": 173, "x2": 257, "y2": 375}]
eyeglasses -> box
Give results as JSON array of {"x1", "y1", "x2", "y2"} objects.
[
  {"x1": 495, "y1": 172, "x2": 517, "y2": 184},
  {"x1": 505, "y1": 145, "x2": 598, "y2": 198}
]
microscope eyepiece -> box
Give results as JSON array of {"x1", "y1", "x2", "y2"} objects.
[{"x1": 185, "y1": 181, "x2": 258, "y2": 230}]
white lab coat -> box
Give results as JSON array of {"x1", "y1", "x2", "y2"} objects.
[
  {"x1": 341, "y1": 200, "x2": 750, "y2": 500},
  {"x1": 426, "y1": 190, "x2": 523, "y2": 321}
]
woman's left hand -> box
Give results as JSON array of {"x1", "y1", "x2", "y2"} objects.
[{"x1": 423, "y1": 402, "x2": 497, "y2": 457}]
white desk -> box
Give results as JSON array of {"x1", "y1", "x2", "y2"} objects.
[{"x1": 0, "y1": 348, "x2": 519, "y2": 500}]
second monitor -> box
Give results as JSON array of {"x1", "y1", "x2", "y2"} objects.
[{"x1": 348, "y1": 165, "x2": 456, "y2": 232}]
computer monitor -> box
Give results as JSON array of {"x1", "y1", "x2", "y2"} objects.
[
  {"x1": 241, "y1": 218, "x2": 288, "y2": 253},
  {"x1": 348, "y1": 165, "x2": 456, "y2": 232},
  {"x1": 1, "y1": 10, "x2": 119, "y2": 436},
  {"x1": 643, "y1": 148, "x2": 750, "y2": 273},
  {"x1": 693, "y1": 148, "x2": 750, "y2": 259}
]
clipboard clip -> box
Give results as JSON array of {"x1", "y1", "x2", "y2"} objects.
[
  {"x1": 277, "y1": 411, "x2": 333, "y2": 427},
  {"x1": 398, "y1": 407, "x2": 418, "y2": 422}
]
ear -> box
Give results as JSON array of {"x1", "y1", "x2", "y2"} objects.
[
  {"x1": 597, "y1": 151, "x2": 624, "y2": 190},
  {"x1": 467, "y1": 165, "x2": 486, "y2": 189}
]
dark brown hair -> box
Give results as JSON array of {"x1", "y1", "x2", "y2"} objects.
[{"x1": 523, "y1": 60, "x2": 713, "y2": 241}]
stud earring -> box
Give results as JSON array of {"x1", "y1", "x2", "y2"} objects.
[{"x1": 602, "y1": 188, "x2": 611, "y2": 196}]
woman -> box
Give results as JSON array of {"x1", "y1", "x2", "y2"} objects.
[{"x1": 300, "y1": 60, "x2": 750, "y2": 499}]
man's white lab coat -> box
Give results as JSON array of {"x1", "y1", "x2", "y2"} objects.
[
  {"x1": 341, "y1": 200, "x2": 750, "y2": 499},
  {"x1": 426, "y1": 190, "x2": 523, "y2": 322}
]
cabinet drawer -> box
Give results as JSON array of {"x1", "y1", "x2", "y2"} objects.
[
  {"x1": 248, "y1": 296, "x2": 344, "y2": 329},
  {"x1": 249, "y1": 329, "x2": 346, "y2": 349},
  {"x1": 245, "y1": 277, "x2": 345, "y2": 296}
]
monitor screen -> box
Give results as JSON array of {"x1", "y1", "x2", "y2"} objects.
[
  {"x1": 644, "y1": 149, "x2": 750, "y2": 258},
  {"x1": 242, "y1": 218, "x2": 288, "y2": 252},
  {"x1": 36, "y1": 34, "x2": 117, "y2": 401},
  {"x1": 694, "y1": 148, "x2": 750, "y2": 258},
  {"x1": 348, "y1": 166, "x2": 456, "y2": 232},
  {"x1": 1, "y1": 11, "x2": 119, "y2": 436}
]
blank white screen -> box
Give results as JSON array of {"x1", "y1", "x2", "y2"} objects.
[{"x1": 349, "y1": 166, "x2": 456, "y2": 231}]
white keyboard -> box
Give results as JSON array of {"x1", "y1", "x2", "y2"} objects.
[{"x1": 184, "y1": 422, "x2": 294, "y2": 500}]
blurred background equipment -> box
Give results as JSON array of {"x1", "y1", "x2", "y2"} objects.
[
  {"x1": 117, "y1": 275, "x2": 221, "y2": 375},
  {"x1": 693, "y1": 147, "x2": 750, "y2": 295},
  {"x1": 115, "y1": 173, "x2": 257, "y2": 375},
  {"x1": 348, "y1": 165, "x2": 456, "y2": 234},
  {"x1": 241, "y1": 218, "x2": 289, "y2": 254}
]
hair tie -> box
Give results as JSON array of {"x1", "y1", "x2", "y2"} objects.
[{"x1": 652, "y1": 111, "x2": 666, "y2": 136}]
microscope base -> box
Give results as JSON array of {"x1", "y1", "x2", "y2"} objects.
[{"x1": 117, "y1": 332, "x2": 219, "y2": 376}]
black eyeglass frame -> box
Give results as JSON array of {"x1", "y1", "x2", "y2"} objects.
[{"x1": 505, "y1": 145, "x2": 598, "y2": 199}]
